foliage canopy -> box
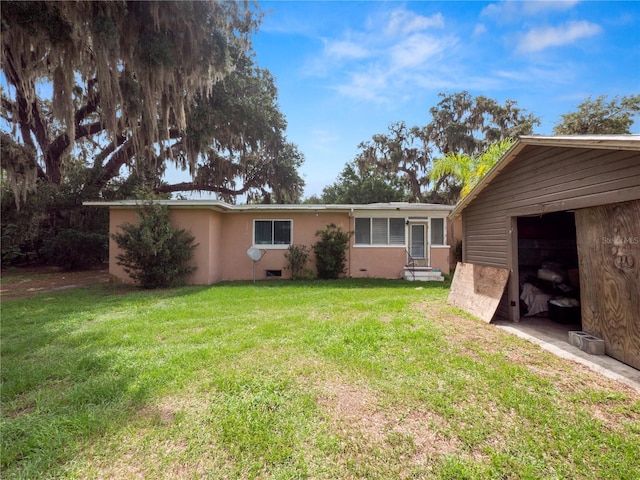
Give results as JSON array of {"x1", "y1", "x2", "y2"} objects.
[
  {"x1": 1, "y1": 0, "x2": 304, "y2": 204},
  {"x1": 553, "y1": 95, "x2": 640, "y2": 135},
  {"x1": 319, "y1": 161, "x2": 409, "y2": 204},
  {"x1": 1, "y1": 1, "x2": 305, "y2": 267},
  {"x1": 356, "y1": 91, "x2": 538, "y2": 204},
  {"x1": 430, "y1": 138, "x2": 515, "y2": 199}
]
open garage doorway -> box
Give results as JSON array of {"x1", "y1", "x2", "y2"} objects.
[{"x1": 516, "y1": 211, "x2": 582, "y2": 328}]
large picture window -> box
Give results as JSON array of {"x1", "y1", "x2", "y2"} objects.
[
  {"x1": 355, "y1": 218, "x2": 405, "y2": 246},
  {"x1": 254, "y1": 220, "x2": 292, "y2": 246}
]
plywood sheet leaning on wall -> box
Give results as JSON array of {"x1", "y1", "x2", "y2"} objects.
[
  {"x1": 448, "y1": 262, "x2": 510, "y2": 323},
  {"x1": 575, "y1": 199, "x2": 640, "y2": 371}
]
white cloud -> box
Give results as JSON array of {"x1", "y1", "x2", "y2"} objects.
[
  {"x1": 496, "y1": 65, "x2": 576, "y2": 84},
  {"x1": 390, "y1": 34, "x2": 450, "y2": 70},
  {"x1": 482, "y1": 0, "x2": 580, "y2": 20},
  {"x1": 304, "y1": 6, "x2": 457, "y2": 103},
  {"x1": 521, "y1": 0, "x2": 581, "y2": 15},
  {"x1": 323, "y1": 39, "x2": 370, "y2": 60},
  {"x1": 330, "y1": 30, "x2": 459, "y2": 103},
  {"x1": 384, "y1": 10, "x2": 444, "y2": 36},
  {"x1": 473, "y1": 24, "x2": 487, "y2": 36},
  {"x1": 304, "y1": 3, "x2": 599, "y2": 107},
  {"x1": 334, "y1": 67, "x2": 391, "y2": 104},
  {"x1": 517, "y1": 20, "x2": 602, "y2": 52}
]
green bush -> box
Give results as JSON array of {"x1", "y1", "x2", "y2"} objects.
[
  {"x1": 43, "y1": 228, "x2": 108, "y2": 271},
  {"x1": 111, "y1": 202, "x2": 198, "y2": 288},
  {"x1": 284, "y1": 244, "x2": 313, "y2": 280},
  {"x1": 312, "y1": 223, "x2": 352, "y2": 279},
  {"x1": 1, "y1": 223, "x2": 22, "y2": 266}
]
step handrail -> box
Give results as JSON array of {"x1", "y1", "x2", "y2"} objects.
[{"x1": 405, "y1": 249, "x2": 416, "y2": 281}]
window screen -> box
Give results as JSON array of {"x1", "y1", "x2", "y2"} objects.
[
  {"x1": 254, "y1": 220, "x2": 273, "y2": 245},
  {"x1": 273, "y1": 220, "x2": 291, "y2": 244},
  {"x1": 254, "y1": 220, "x2": 292, "y2": 245},
  {"x1": 355, "y1": 218, "x2": 371, "y2": 244},
  {"x1": 431, "y1": 218, "x2": 445, "y2": 245},
  {"x1": 372, "y1": 218, "x2": 388, "y2": 244},
  {"x1": 355, "y1": 218, "x2": 405, "y2": 245},
  {"x1": 389, "y1": 218, "x2": 405, "y2": 245}
]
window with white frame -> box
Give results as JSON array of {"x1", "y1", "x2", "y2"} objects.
[
  {"x1": 254, "y1": 220, "x2": 292, "y2": 246},
  {"x1": 355, "y1": 218, "x2": 405, "y2": 246},
  {"x1": 431, "y1": 218, "x2": 445, "y2": 245}
]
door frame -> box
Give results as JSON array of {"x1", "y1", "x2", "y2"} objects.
[{"x1": 408, "y1": 221, "x2": 429, "y2": 266}]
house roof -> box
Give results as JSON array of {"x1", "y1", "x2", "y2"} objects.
[
  {"x1": 450, "y1": 135, "x2": 640, "y2": 218},
  {"x1": 83, "y1": 199, "x2": 454, "y2": 213}
]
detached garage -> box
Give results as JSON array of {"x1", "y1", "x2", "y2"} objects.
[{"x1": 450, "y1": 135, "x2": 640, "y2": 370}]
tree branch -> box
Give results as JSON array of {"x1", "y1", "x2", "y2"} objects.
[
  {"x1": 74, "y1": 78, "x2": 99, "y2": 125},
  {"x1": 1, "y1": 95, "x2": 15, "y2": 117},
  {"x1": 102, "y1": 139, "x2": 135, "y2": 181},
  {"x1": 155, "y1": 181, "x2": 254, "y2": 196},
  {"x1": 76, "y1": 121, "x2": 105, "y2": 140}
]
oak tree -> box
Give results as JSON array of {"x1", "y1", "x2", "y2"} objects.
[
  {"x1": 553, "y1": 95, "x2": 640, "y2": 135},
  {"x1": 0, "y1": 1, "x2": 305, "y2": 266},
  {"x1": 1, "y1": 0, "x2": 304, "y2": 204},
  {"x1": 355, "y1": 92, "x2": 538, "y2": 204},
  {"x1": 320, "y1": 161, "x2": 409, "y2": 204}
]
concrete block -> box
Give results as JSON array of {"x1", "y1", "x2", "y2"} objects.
[{"x1": 568, "y1": 331, "x2": 605, "y2": 355}]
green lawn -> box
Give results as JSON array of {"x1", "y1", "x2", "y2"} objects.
[{"x1": 2, "y1": 279, "x2": 639, "y2": 479}]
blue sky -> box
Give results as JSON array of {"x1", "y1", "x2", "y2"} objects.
[{"x1": 248, "y1": 0, "x2": 640, "y2": 197}]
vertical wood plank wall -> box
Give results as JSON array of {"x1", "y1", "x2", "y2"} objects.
[
  {"x1": 462, "y1": 145, "x2": 640, "y2": 321},
  {"x1": 575, "y1": 200, "x2": 640, "y2": 370}
]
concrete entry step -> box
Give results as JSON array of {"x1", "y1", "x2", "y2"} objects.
[{"x1": 402, "y1": 269, "x2": 444, "y2": 282}]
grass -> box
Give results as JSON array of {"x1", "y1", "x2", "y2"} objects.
[{"x1": 1, "y1": 278, "x2": 639, "y2": 479}]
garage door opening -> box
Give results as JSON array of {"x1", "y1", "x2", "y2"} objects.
[{"x1": 516, "y1": 211, "x2": 581, "y2": 327}]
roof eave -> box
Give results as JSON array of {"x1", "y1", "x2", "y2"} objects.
[
  {"x1": 449, "y1": 135, "x2": 640, "y2": 218},
  {"x1": 83, "y1": 200, "x2": 454, "y2": 212}
]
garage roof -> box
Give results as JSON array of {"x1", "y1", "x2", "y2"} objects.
[{"x1": 450, "y1": 135, "x2": 640, "y2": 218}]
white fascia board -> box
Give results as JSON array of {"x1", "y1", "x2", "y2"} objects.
[{"x1": 83, "y1": 200, "x2": 454, "y2": 213}]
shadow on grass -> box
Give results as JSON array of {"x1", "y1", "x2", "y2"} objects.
[
  {"x1": 212, "y1": 276, "x2": 453, "y2": 290},
  {"x1": 1, "y1": 285, "x2": 208, "y2": 476},
  {"x1": 1, "y1": 277, "x2": 451, "y2": 476}
]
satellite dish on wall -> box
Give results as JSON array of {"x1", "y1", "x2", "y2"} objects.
[{"x1": 247, "y1": 247, "x2": 264, "y2": 261}]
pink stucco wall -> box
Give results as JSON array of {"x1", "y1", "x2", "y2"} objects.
[
  {"x1": 109, "y1": 209, "x2": 138, "y2": 284},
  {"x1": 107, "y1": 206, "x2": 451, "y2": 284},
  {"x1": 350, "y1": 246, "x2": 407, "y2": 278},
  {"x1": 168, "y1": 209, "x2": 222, "y2": 284},
  {"x1": 219, "y1": 211, "x2": 351, "y2": 281},
  {"x1": 430, "y1": 246, "x2": 450, "y2": 274}
]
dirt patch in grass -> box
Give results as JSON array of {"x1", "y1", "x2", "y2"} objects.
[
  {"x1": 1, "y1": 265, "x2": 111, "y2": 300},
  {"x1": 412, "y1": 300, "x2": 640, "y2": 434},
  {"x1": 413, "y1": 300, "x2": 636, "y2": 390},
  {"x1": 317, "y1": 378, "x2": 463, "y2": 467},
  {"x1": 86, "y1": 392, "x2": 223, "y2": 479}
]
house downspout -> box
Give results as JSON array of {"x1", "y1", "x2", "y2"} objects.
[{"x1": 348, "y1": 209, "x2": 353, "y2": 278}]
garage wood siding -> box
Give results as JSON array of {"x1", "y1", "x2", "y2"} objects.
[
  {"x1": 462, "y1": 145, "x2": 640, "y2": 320},
  {"x1": 471, "y1": 148, "x2": 639, "y2": 212}
]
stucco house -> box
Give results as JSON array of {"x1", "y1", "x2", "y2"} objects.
[
  {"x1": 450, "y1": 135, "x2": 639, "y2": 369},
  {"x1": 85, "y1": 201, "x2": 454, "y2": 284}
]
